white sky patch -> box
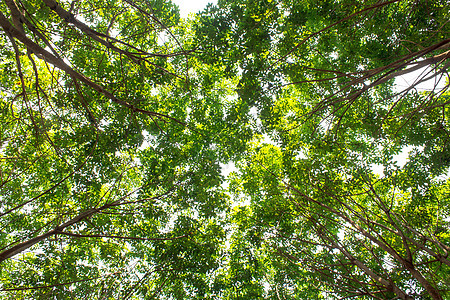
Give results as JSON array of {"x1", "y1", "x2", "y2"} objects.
[
  {"x1": 249, "y1": 106, "x2": 263, "y2": 128},
  {"x1": 436, "y1": 169, "x2": 450, "y2": 182},
  {"x1": 161, "y1": 212, "x2": 178, "y2": 233},
  {"x1": 139, "y1": 136, "x2": 150, "y2": 151},
  {"x1": 371, "y1": 163, "x2": 384, "y2": 176},
  {"x1": 394, "y1": 64, "x2": 448, "y2": 93},
  {"x1": 262, "y1": 133, "x2": 280, "y2": 147},
  {"x1": 294, "y1": 149, "x2": 307, "y2": 160},
  {"x1": 249, "y1": 106, "x2": 258, "y2": 118},
  {"x1": 220, "y1": 161, "x2": 236, "y2": 178},
  {"x1": 171, "y1": 0, "x2": 217, "y2": 18},
  {"x1": 139, "y1": 130, "x2": 159, "y2": 151},
  {"x1": 330, "y1": 51, "x2": 338, "y2": 60},
  {"x1": 220, "y1": 162, "x2": 237, "y2": 189},
  {"x1": 393, "y1": 145, "x2": 415, "y2": 168},
  {"x1": 372, "y1": 66, "x2": 448, "y2": 176},
  {"x1": 371, "y1": 145, "x2": 425, "y2": 177},
  {"x1": 157, "y1": 31, "x2": 168, "y2": 46}
]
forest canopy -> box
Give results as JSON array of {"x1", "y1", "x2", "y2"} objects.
[{"x1": 0, "y1": 0, "x2": 449, "y2": 299}]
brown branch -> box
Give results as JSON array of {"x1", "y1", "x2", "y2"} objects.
[
  {"x1": 121, "y1": 0, "x2": 190, "y2": 87},
  {"x1": 302, "y1": 39, "x2": 450, "y2": 119},
  {"x1": 56, "y1": 231, "x2": 189, "y2": 241},
  {"x1": 313, "y1": 220, "x2": 412, "y2": 300},
  {"x1": 256, "y1": 158, "x2": 443, "y2": 299},
  {"x1": 271, "y1": 0, "x2": 402, "y2": 68},
  {"x1": 0, "y1": 131, "x2": 98, "y2": 218},
  {"x1": 40, "y1": 0, "x2": 173, "y2": 60},
  {"x1": 0, "y1": 11, "x2": 186, "y2": 127},
  {"x1": 0, "y1": 271, "x2": 119, "y2": 291},
  {"x1": 0, "y1": 185, "x2": 175, "y2": 262}
]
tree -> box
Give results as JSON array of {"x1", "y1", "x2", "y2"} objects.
[
  {"x1": 0, "y1": 0, "x2": 229, "y2": 298},
  {"x1": 0, "y1": 0, "x2": 449, "y2": 298},
  {"x1": 197, "y1": 0, "x2": 449, "y2": 298}
]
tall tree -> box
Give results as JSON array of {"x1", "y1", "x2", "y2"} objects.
[
  {"x1": 0, "y1": 0, "x2": 231, "y2": 298},
  {"x1": 196, "y1": 0, "x2": 450, "y2": 299}
]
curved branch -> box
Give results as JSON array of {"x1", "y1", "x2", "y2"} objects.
[{"x1": 0, "y1": 11, "x2": 186, "y2": 127}]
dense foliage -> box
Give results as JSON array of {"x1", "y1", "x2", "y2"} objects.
[{"x1": 0, "y1": 0, "x2": 449, "y2": 298}]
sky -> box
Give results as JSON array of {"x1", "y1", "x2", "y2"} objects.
[{"x1": 171, "y1": 0, "x2": 217, "y2": 18}]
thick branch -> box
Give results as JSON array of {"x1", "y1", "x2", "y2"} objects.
[
  {"x1": 316, "y1": 227, "x2": 412, "y2": 300},
  {"x1": 57, "y1": 231, "x2": 190, "y2": 241},
  {"x1": 0, "y1": 11, "x2": 185, "y2": 126},
  {"x1": 40, "y1": 0, "x2": 172, "y2": 59}
]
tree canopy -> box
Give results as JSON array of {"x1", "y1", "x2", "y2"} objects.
[{"x1": 0, "y1": 0, "x2": 449, "y2": 298}]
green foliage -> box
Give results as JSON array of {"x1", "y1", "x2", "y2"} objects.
[{"x1": 0, "y1": 0, "x2": 449, "y2": 299}]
